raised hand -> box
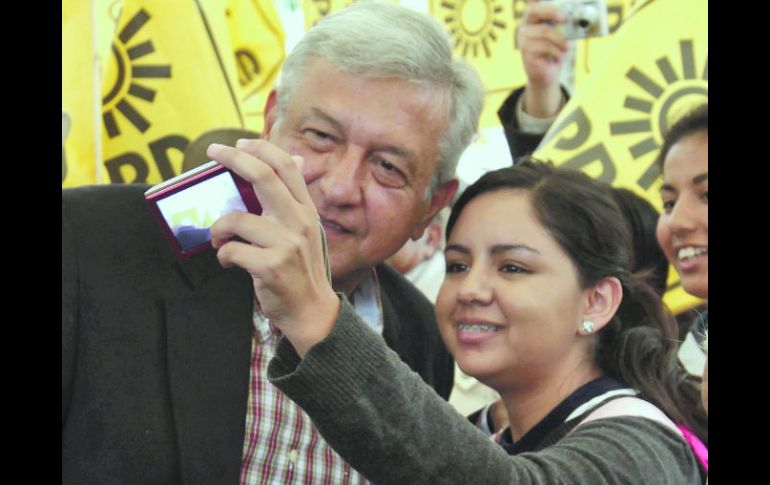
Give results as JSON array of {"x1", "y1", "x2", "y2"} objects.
[
  {"x1": 207, "y1": 139, "x2": 340, "y2": 357},
  {"x1": 518, "y1": 1, "x2": 569, "y2": 118}
]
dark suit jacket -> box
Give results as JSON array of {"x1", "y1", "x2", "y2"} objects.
[{"x1": 62, "y1": 184, "x2": 453, "y2": 484}]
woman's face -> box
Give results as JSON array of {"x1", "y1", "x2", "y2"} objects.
[
  {"x1": 435, "y1": 189, "x2": 590, "y2": 388},
  {"x1": 656, "y1": 131, "x2": 708, "y2": 299}
]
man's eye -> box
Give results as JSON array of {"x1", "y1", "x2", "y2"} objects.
[
  {"x1": 306, "y1": 129, "x2": 330, "y2": 140},
  {"x1": 380, "y1": 160, "x2": 399, "y2": 172},
  {"x1": 701, "y1": 191, "x2": 708, "y2": 203},
  {"x1": 303, "y1": 129, "x2": 335, "y2": 148},
  {"x1": 373, "y1": 159, "x2": 407, "y2": 188}
]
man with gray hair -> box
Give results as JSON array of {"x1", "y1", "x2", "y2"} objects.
[{"x1": 62, "y1": 1, "x2": 483, "y2": 483}]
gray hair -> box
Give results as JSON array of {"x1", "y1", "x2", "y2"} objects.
[{"x1": 274, "y1": 0, "x2": 484, "y2": 194}]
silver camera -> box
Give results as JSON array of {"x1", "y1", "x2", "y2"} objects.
[{"x1": 544, "y1": 0, "x2": 609, "y2": 40}]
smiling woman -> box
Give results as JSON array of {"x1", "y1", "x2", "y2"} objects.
[
  {"x1": 441, "y1": 161, "x2": 708, "y2": 449},
  {"x1": 656, "y1": 105, "x2": 708, "y2": 301},
  {"x1": 266, "y1": 160, "x2": 708, "y2": 484},
  {"x1": 654, "y1": 105, "x2": 708, "y2": 471}
]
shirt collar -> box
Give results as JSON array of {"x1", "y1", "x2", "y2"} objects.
[
  {"x1": 499, "y1": 376, "x2": 634, "y2": 454},
  {"x1": 350, "y1": 267, "x2": 384, "y2": 335},
  {"x1": 252, "y1": 301, "x2": 278, "y2": 344},
  {"x1": 252, "y1": 267, "x2": 385, "y2": 342}
]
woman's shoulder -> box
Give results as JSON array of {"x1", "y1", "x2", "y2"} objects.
[
  {"x1": 554, "y1": 407, "x2": 703, "y2": 484},
  {"x1": 577, "y1": 396, "x2": 681, "y2": 436}
]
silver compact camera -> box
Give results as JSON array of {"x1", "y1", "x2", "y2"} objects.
[{"x1": 544, "y1": 0, "x2": 609, "y2": 40}]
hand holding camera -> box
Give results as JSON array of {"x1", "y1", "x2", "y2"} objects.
[
  {"x1": 543, "y1": 0, "x2": 609, "y2": 41},
  {"x1": 145, "y1": 139, "x2": 339, "y2": 354},
  {"x1": 206, "y1": 140, "x2": 340, "y2": 356},
  {"x1": 518, "y1": 1, "x2": 570, "y2": 118},
  {"x1": 517, "y1": 0, "x2": 608, "y2": 119}
]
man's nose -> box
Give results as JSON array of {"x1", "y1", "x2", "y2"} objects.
[{"x1": 318, "y1": 148, "x2": 365, "y2": 207}]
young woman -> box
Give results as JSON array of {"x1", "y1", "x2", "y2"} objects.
[
  {"x1": 655, "y1": 103, "x2": 709, "y2": 476},
  {"x1": 232, "y1": 159, "x2": 707, "y2": 484},
  {"x1": 655, "y1": 104, "x2": 708, "y2": 302}
]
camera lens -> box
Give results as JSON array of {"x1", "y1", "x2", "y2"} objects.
[{"x1": 576, "y1": 5, "x2": 597, "y2": 29}]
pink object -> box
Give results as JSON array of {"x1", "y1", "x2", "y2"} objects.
[{"x1": 677, "y1": 424, "x2": 708, "y2": 471}]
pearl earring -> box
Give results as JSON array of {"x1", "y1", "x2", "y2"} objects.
[{"x1": 582, "y1": 320, "x2": 595, "y2": 334}]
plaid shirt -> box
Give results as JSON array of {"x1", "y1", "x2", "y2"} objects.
[{"x1": 240, "y1": 276, "x2": 382, "y2": 484}]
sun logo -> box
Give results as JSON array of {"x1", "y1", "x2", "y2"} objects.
[
  {"x1": 441, "y1": 0, "x2": 507, "y2": 58},
  {"x1": 102, "y1": 9, "x2": 171, "y2": 139},
  {"x1": 608, "y1": 39, "x2": 708, "y2": 189}
]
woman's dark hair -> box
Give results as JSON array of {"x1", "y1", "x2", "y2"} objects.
[
  {"x1": 446, "y1": 159, "x2": 707, "y2": 444},
  {"x1": 656, "y1": 103, "x2": 708, "y2": 171},
  {"x1": 611, "y1": 188, "x2": 669, "y2": 297}
]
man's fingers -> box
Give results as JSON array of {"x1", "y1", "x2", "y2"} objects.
[
  {"x1": 206, "y1": 143, "x2": 302, "y2": 218},
  {"x1": 233, "y1": 139, "x2": 313, "y2": 207},
  {"x1": 210, "y1": 211, "x2": 288, "y2": 250},
  {"x1": 213, "y1": 218, "x2": 324, "y2": 288}
]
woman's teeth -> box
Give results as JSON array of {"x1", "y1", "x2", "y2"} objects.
[
  {"x1": 678, "y1": 246, "x2": 707, "y2": 261},
  {"x1": 458, "y1": 323, "x2": 501, "y2": 333}
]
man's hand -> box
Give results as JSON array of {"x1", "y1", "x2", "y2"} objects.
[
  {"x1": 518, "y1": 1, "x2": 569, "y2": 118},
  {"x1": 207, "y1": 139, "x2": 340, "y2": 357}
]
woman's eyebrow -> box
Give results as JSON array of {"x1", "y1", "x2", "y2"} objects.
[{"x1": 445, "y1": 244, "x2": 540, "y2": 255}]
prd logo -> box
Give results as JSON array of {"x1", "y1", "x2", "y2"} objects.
[
  {"x1": 441, "y1": 0, "x2": 507, "y2": 58},
  {"x1": 609, "y1": 39, "x2": 708, "y2": 189},
  {"x1": 102, "y1": 8, "x2": 171, "y2": 138}
]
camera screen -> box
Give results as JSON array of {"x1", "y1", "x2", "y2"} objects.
[{"x1": 156, "y1": 171, "x2": 248, "y2": 251}]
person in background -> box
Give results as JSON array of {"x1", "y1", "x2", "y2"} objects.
[
  {"x1": 387, "y1": 207, "x2": 451, "y2": 304},
  {"x1": 655, "y1": 104, "x2": 708, "y2": 377},
  {"x1": 498, "y1": 1, "x2": 570, "y2": 162},
  {"x1": 62, "y1": 2, "x2": 484, "y2": 483},
  {"x1": 214, "y1": 150, "x2": 707, "y2": 482},
  {"x1": 655, "y1": 104, "x2": 708, "y2": 481}
]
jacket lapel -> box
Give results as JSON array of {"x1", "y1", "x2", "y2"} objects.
[{"x1": 165, "y1": 249, "x2": 254, "y2": 483}]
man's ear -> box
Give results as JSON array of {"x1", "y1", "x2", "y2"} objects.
[
  {"x1": 263, "y1": 89, "x2": 279, "y2": 138},
  {"x1": 424, "y1": 222, "x2": 443, "y2": 251},
  {"x1": 410, "y1": 178, "x2": 458, "y2": 240},
  {"x1": 578, "y1": 276, "x2": 623, "y2": 336}
]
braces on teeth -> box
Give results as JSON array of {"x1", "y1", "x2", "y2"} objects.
[{"x1": 459, "y1": 324, "x2": 499, "y2": 332}]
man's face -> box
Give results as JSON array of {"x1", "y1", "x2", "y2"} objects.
[{"x1": 266, "y1": 59, "x2": 454, "y2": 293}]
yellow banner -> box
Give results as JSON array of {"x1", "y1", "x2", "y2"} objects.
[
  {"x1": 428, "y1": 0, "x2": 528, "y2": 129},
  {"x1": 62, "y1": 0, "x2": 115, "y2": 186},
  {"x1": 227, "y1": 0, "x2": 286, "y2": 133},
  {"x1": 64, "y1": 0, "x2": 275, "y2": 187},
  {"x1": 535, "y1": 0, "x2": 707, "y2": 313},
  {"x1": 99, "y1": 0, "x2": 244, "y2": 184}
]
